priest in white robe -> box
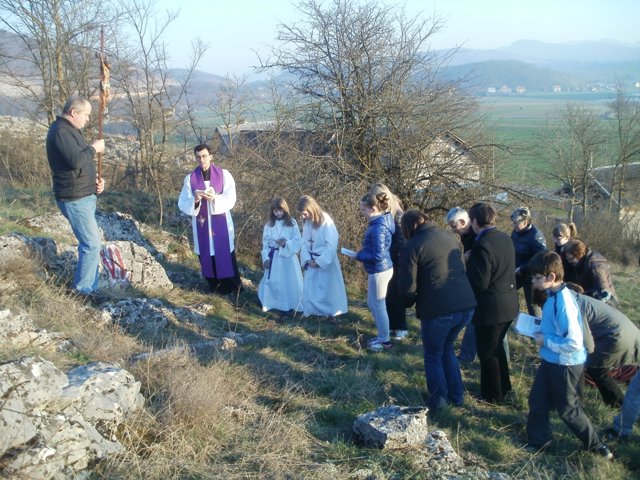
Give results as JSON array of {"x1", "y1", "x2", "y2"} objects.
[{"x1": 178, "y1": 144, "x2": 241, "y2": 294}]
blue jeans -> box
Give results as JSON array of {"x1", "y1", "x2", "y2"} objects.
[
  {"x1": 458, "y1": 323, "x2": 477, "y2": 362},
  {"x1": 367, "y1": 268, "x2": 393, "y2": 342},
  {"x1": 613, "y1": 369, "x2": 640, "y2": 436},
  {"x1": 56, "y1": 195, "x2": 101, "y2": 293},
  {"x1": 420, "y1": 308, "x2": 475, "y2": 411}
]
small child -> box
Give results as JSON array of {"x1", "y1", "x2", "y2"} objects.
[
  {"x1": 526, "y1": 251, "x2": 612, "y2": 459},
  {"x1": 258, "y1": 197, "x2": 303, "y2": 315}
]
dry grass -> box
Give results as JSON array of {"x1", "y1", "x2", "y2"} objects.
[{"x1": 2, "y1": 189, "x2": 640, "y2": 479}]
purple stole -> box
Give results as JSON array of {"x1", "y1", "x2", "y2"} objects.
[{"x1": 189, "y1": 165, "x2": 234, "y2": 279}]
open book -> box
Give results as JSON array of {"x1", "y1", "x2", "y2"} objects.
[
  {"x1": 514, "y1": 312, "x2": 541, "y2": 338},
  {"x1": 340, "y1": 247, "x2": 357, "y2": 258}
]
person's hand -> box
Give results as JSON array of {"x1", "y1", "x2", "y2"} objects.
[
  {"x1": 92, "y1": 139, "x2": 105, "y2": 154},
  {"x1": 308, "y1": 259, "x2": 319, "y2": 269},
  {"x1": 263, "y1": 259, "x2": 270, "y2": 269},
  {"x1": 276, "y1": 238, "x2": 286, "y2": 247},
  {"x1": 96, "y1": 175, "x2": 105, "y2": 194},
  {"x1": 534, "y1": 332, "x2": 544, "y2": 346},
  {"x1": 201, "y1": 188, "x2": 215, "y2": 202},
  {"x1": 463, "y1": 250, "x2": 471, "y2": 263}
]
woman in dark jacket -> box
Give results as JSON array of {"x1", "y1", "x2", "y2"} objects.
[
  {"x1": 354, "y1": 192, "x2": 395, "y2": 352},
  {"x1": 511, "y1": 207, "x2": 547, "y2": 316},
  {"x1": 397, "y1": 210, "x2": 477, "y2": 412},
  {"x1": 564, "y1": 238, "x2": 618, "y2": 306},
  {"x1": 468, "y1": 203, "x2": 520, "y2": 403}
]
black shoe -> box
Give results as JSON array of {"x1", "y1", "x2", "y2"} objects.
[
  {"x1": 592, "y1": 444, "x2": 614, "y2": 460},
  {"x1": 72, "y1": 290, "x2": 110, "y2": 305},
  {"x1": 604, "y1": 427, "x2": 630, "y2": 443},
  {"x1": 524, "y1": 441, "x2": 551, "y2": 454}
]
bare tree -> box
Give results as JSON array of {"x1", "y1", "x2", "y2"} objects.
[
  {"x1": 0, "y1": 0, "x2": 114, "y2": 123},
  {"x1": 261, "y1": 0, "x2": 488, "y2": 210},
  {"x1": 110, "y1": 0, "x2": 206, "y2": 225},
  {"x1": 544, "y1": 103, "x2": 605, "y2": 222},
  {"x1": 606, "y1": 84, "x2": 640, "y2": 212}
]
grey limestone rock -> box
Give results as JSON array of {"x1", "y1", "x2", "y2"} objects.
[
  {"x1": 353, "y1": 405, "x2": 429, "y2": 449},
  {"x1": 0, "y1": 356, "x2": 144, "y2": 479}
]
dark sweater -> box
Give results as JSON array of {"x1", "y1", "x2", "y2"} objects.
[
  {"x1": 397, "y1": 223, "x2": 477, "y2": 320},
  {"x1": 467, "y1": 227, "x2": 519, "y2": 325},
  {"x1": 46, "y1": 116, "x2": 97, "y2": 201},
  {"x1": 511, "y1": 223, "x2": 547, "y2": 281}
]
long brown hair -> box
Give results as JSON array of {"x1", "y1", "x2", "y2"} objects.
[{"x1": 268, "y1": 197, "x2": 293, "y2": 227}]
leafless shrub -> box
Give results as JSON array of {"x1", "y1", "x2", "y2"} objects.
[{"x1": 0, "y1": 130, "x2": 47, "y2": 188}]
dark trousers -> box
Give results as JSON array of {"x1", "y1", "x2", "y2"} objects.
[
  {"x1": 527, "y1": 361, "x2": 602, "y2": 450},
  {"x1": 586, "y1": 366, "x2": 625, "y2": 408},
  {"x1": 475, "y1": 321, "x2": 512, "y2": 403},
  {"x1": 522, "y1": 276, "x2": 542, "y2": 317},
  {"x1": 386, "y1": 262, "x2": 407, "y2": 331},
  {"x1": 201, "y1": 251, "x2": 242, "y2": 295}
]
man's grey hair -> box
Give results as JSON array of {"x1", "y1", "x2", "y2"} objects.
[
  {"x1": 62, "y1": 94, "x2": 90, "y2": 115},
  {"x1": 446, "y1": 206, "x2": 469, "y2": 224}
]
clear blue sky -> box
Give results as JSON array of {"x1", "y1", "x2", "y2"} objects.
[{"x1": 156, "y1": 0, "x2": 640, "y2": 76}]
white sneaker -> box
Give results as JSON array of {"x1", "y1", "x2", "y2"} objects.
[
  {"x1": 367, "y1": 338, "x2": 393, "y2": 352},
  {"x1": 394, "y1": 330, "x2": 408, "y2": 340}
]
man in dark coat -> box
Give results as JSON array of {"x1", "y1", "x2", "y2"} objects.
[
  {"x1": 46, "y1": 94, "x2": 106, "y2": 297},
  {"x1": 466, "y1": 203, "x2": 519, "y2": 403}
]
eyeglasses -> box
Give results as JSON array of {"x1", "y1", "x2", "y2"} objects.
[
  {"x1": 532, "y1": 274, "x2": 547, "y2": 281},
  {"x1": 195, "y1": 153, "x2": 210, "y2": 159}
]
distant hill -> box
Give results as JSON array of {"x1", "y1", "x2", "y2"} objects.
[
  {"x1": 440, "y1": 60, "x2": 576, "y2": 93},
  {"x1": 447, "y1": 40, "x2": 640, "y2": 66},
  {"x1": 1, "y1": 29, "x2": 639, "y2": 116},
  {"x1": 439, "y1": 40, "x2": 640, "y2": 93}
]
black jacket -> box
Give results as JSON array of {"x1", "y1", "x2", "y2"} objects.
[
  {"x1": 467, "y1": 227, "x2": 519, "y2": 325},
  {"x1": 397, "y1": 223, "x2": 476, "y2": 320},
  {"x1": 46, "y1": 116, "x2": 97, "y2": 201},
  {"x1": 511, "y1": 223, "x2": 547, "y2": 284}
]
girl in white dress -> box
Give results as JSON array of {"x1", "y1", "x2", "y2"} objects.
[
  {"x1": 258, "y1": 197, "x2": 303, "y2": 314},
  {"x1": 296, "y1": 195, "x2": 348, "y2": 318}
]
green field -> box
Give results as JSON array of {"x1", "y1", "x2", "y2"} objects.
[{"x1": 476, "y1": 93, "x2": 616, "y2": 185}]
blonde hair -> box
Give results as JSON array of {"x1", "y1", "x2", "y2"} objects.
[
  {"x1": 368, "y1": 183, "x2": 403, "y2": 216},
  {"x1": 361, "y1": 192, "x2": 389, "y2": 212},
  {"x1": 296, "y1": 195, "x2": 324, "y2": 228}
]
